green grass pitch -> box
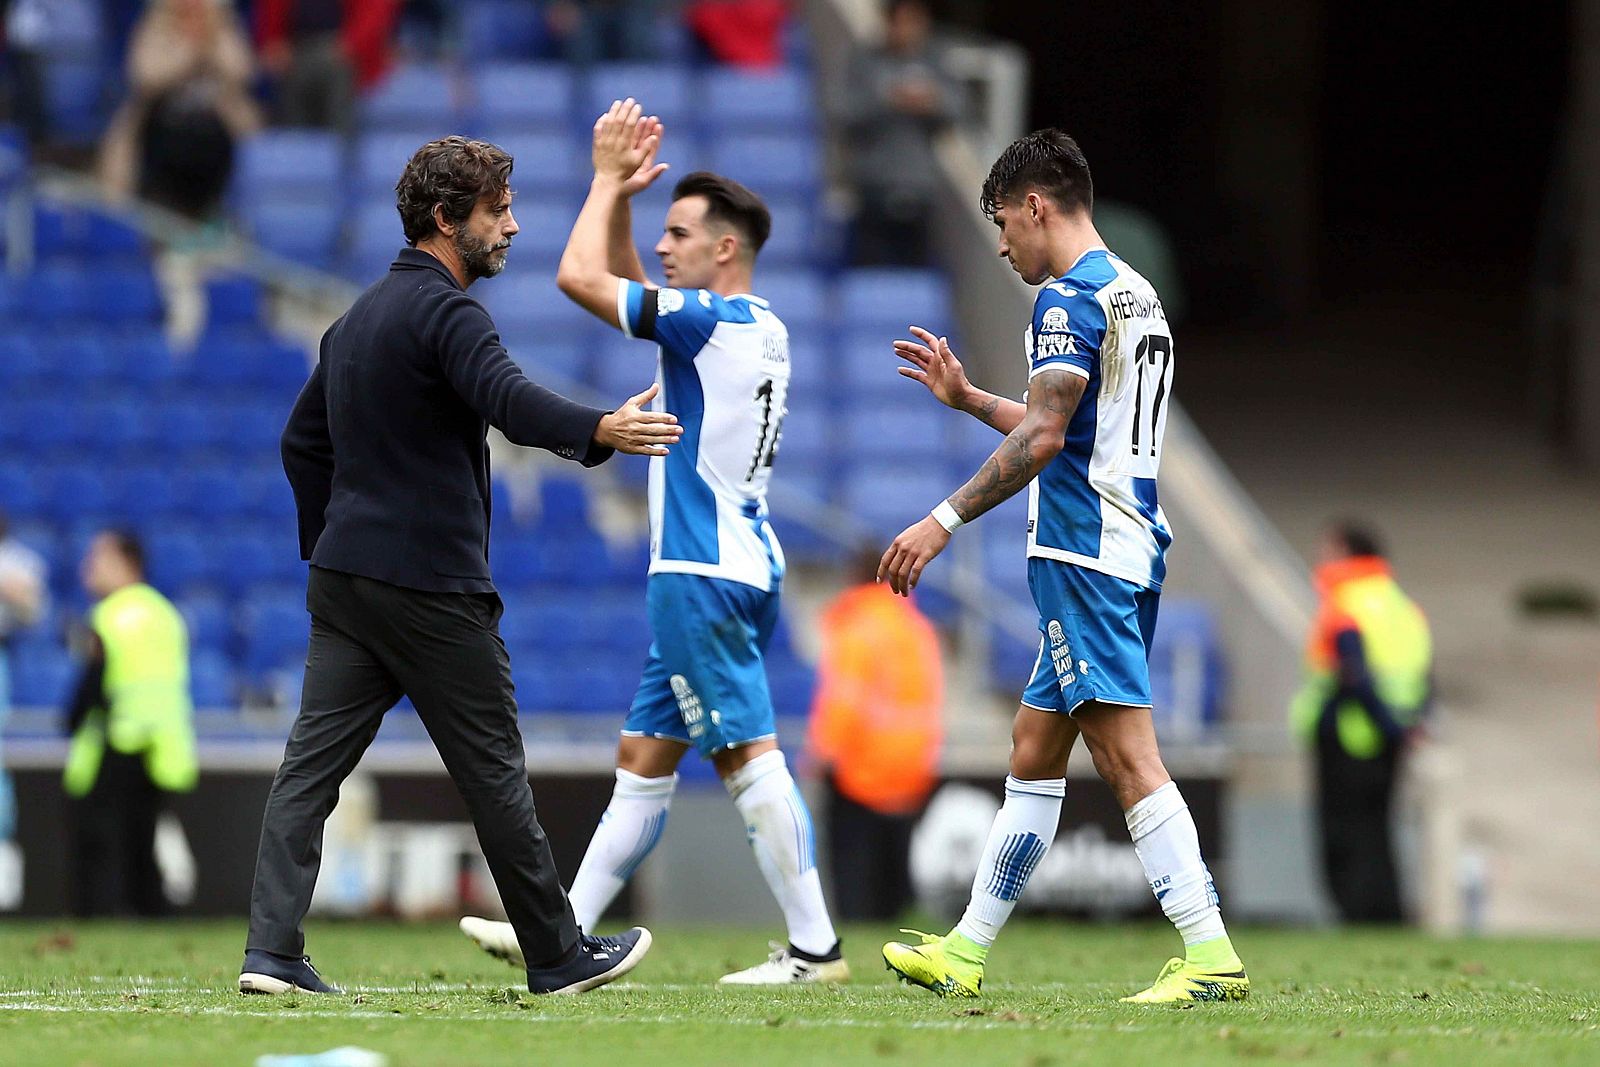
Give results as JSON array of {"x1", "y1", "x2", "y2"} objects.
[{"x1": 0, "y1": 919, "x2": 1595, "y2": 1066}]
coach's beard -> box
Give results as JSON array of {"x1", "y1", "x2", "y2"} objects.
[{"x1": 457, "y1": 230, "x2": 511, "y2": 280}]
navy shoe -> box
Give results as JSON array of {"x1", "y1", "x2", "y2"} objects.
[
  {"x1": 239, "y1": 950, "x2": 343, "y2": 994},
  {"x1": 526, "y1": 927, "x2": 653, "y2": 995}
]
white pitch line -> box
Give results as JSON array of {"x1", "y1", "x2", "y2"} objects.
[{"x1": 0, "y1": 1000, "x2": 1589, "y2": 1043}]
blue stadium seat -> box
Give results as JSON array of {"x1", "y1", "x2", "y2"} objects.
[
  {"x1": 754, "y1": 269, "x2": 828, "y2": 328},
  {"x1": 772, "y1": 396, "x2": 830, "y2": 474},
  {"x1": 354, "y1": 131, "x2": 432, "y2": 197},
  {"x1": 178, "y1": 593, "x2": 232, "y2": 654},
  {"x1": 89, "y1": 264, "x2": 163, "y2": 323},
  {"x1": 0, "y1": 330, "x2": 45, "y2": 388},
  {"x1": 841, "y1": 463, "x2": 954, "y2": 537},
  {"x1": 244, "y1": 196, "x2": 343, "y2": 268},
  {"x1": 145, "y1": 527, "x2": 210, "y2": 593},
  {"x1": 835, "y1": 330, "x2": 907, "y2": 394},
  {"x1": 44, "y1": 57, "x2": 107, "y2": 143},
  {"x1": 475, "y1": 128, "x2": 583, "y2": 193},
  {"x1": 349, "y1": 199, "x2": 409, "y2": 268},
  {"x1": 110, "y1": 329, "x2": 178, "y2": 387},
  {"x1": 478, "y1": 270, "x2": 592, "y2": 332},
  {"x1": 708, "y1": 134, "x2": 821, "y2": 198},
  {"x1": 462, "y1": 4, "x2": 549, "y2": 63},
  {"x1": 474, "y1": 62, "x2": 573, "y2": 128},
  {"x1": 840, "y1": 269, "x2": 951, "y2": 330},
  {"x1": 189, "y1": 649, "x2": 236, "y2": 708},
  {"x1": 0, "y1": 464, "x2": 41, "y2": 516},
  {"x1": 504, "y1": 338, "x2": 590, "y2": 385},
  {"x1": 697, "y1": 69, "x2": 815, "y2": 131},
  {"x1": 593, "y1": 334, "x2": 656, "y2": 396},
  {"x1": 1148, "y1": 600, "x2": 1225, "y2": 735},
  {"x1": 33, "y1": 204, "x2": 143, "y2": 260},
  {"x1": 363, "y1": 64, "x2": 464, "y2": 131},
  {"x1": 29, "y1": 264, "x2": 93, "y2": 322},
  {"x1": 840, "y1": 400, "x2": 949, "y2": 460},
  {"x1": 234, "y1": 129, "x2": 343, "y2": 201},
  {"x1": 206, "y1": 275, "x2": 265, "y2": 327},
  {"x1": 583, "y1": 64, "x2": 695, "y2": 129},
  {"x1": 81, "y1": 393, "x2": 155, "y2": 451},
  {"x1": 10, "y1": 646, "x2": 75, "y2": 707},
  {"x1": 240, "y1": 594, "x2": 310, "y2": 673},
  {"x1": 43, "y1": 464, "x2": 113, "y2": 523},
  {"x1": 760, "y1": 197, "x2": 813, "y2": 267}
]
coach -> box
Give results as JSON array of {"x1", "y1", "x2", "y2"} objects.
[{"x1": 239, "y1": 137, "x2": 675, "y2": 996}]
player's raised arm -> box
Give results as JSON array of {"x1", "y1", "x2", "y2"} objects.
[
  {"x1": 556, "y1": 97, "x2": 670, "y2": 328},
  {"x1": 878, "y1": 367, "x2": 1086, "y2": 596},
  {"x1": 895, "y1": 325, "x2": 1026, "y2": 434}
]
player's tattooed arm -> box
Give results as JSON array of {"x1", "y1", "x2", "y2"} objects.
[
  {"x1": 894, "y1": 326, "x2": 1026, "y2": 434},
  {"x1": 946, "y1": 368, "x2": 1085, "y2": 523}
]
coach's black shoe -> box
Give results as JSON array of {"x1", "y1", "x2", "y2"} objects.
[
  {"x1": 526, "y1": 927, "x2": 653, "y2": 995},
  {"x1": 239, "y1": 950, "x2": 344, "y2": 995}
]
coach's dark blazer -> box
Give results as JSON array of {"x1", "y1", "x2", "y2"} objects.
[{"x1": 281, "y1": 248, "x2": 613, "y2": 594}]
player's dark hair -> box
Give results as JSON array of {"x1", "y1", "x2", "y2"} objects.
[
  {"x1": 672, "y1": 171, "x2": 771, "y2": 256},
  {"x1": 395, "y1": 136, "x2": 514, "y2": 245},
  {"x1": 1331, "y1": 522, "x2": 1385, "y2": 559},
  {"x1": 980, "y1": 128, "x2": 1093, "y2": 219},
  {"x1": 103, "y1": 528, "x2": 146, "y2": 577}
]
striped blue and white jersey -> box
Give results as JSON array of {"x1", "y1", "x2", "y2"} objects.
[
  {"x1": 1024, "y1": 249, "x2": 1174, "y2": 590},
  {"x1": 617, "y1": 279, "x2": 789, "y2": 591}
]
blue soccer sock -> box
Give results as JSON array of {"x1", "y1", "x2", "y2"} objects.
[
  {"x1": 567, "y1": 768, "x2": 677, "y2": 931},
  {"x1": 954, "y1": 776, "x2": 1065, "y2": 949}
]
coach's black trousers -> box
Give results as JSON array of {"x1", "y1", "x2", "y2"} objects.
[{"x1": 246, "y1": 567, "x2": 579, "y2": 967}]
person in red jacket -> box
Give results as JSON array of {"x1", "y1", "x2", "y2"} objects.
[{"x1": 255, "y1": 0, "x2": 398, "y2": 130}]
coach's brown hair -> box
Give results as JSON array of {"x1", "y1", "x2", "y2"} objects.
[{"x1": 395, "y1": 136, "x2": 514, "y2": 245}]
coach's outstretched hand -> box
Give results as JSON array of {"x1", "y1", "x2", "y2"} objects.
[
  {"x1": 593, "y1": 97, "x2": 669, "y2": 197},
  {"x1": 594, "y1": 382, "x2": 682, "y2": 456},
  {"x1": 895, "y1": 326, "x2": 973, "y2": 410}
]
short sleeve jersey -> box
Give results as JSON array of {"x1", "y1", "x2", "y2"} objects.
[
  {"x1": 617, "y1": 279, "x2": 791, "y2": 591},
  {"x1": 1024, "y1": 249, "x2": 1174, "y2": 590}
]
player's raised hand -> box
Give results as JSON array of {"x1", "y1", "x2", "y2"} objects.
[
  {"x1": 877, "y1": 514, "x2": 952, "y2": 597},
  {"x1": 594, "y1": 382, "x2": 683, "y2": 456},
  {"x1": 895, "y1": 326, "x2": 972, "y2": 410},
  {"x1": 593, "y1": 99, "x2": 668, "y2": 194}
]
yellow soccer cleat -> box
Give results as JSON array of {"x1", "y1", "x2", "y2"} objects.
[
  {"x1": 1120, "y1": 957, "x2": 1250, "y2": 1004},
  {"x1": 882, "y1": 930, "x2": 984, "y2": 999}
]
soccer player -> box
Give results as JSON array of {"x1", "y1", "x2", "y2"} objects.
[
  {"x1": 460, "y1": 100, "x2": 846, "y2": 985},
  {"x1": 877, "y1": 130, "x2": 1247, "y2": 1003}
]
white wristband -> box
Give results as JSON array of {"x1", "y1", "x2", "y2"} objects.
[{"x1": 931, "y1": 500, "x2": 965, "y2": 533}]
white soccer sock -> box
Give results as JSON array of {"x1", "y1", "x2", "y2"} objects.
[
  {"x1": 725, "y1": 750, "x2": 838, "y2": 957},
  {"x1": 954, "y1": 776, "x2": 1065, "y2": 947},
  {"x1": 1124, "y1": 781, "x2": 1230, "y2": 950},
  {"x1": 567, "y1": 768, "x2": 677, "y2": 932}
]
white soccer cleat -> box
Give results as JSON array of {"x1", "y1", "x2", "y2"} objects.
[
  {"x1": 718, "y1": 943, "x2": 850, "y2": 985},
  {"x1": 459, "y1": 916, "x2": 525, "y2": 968}
]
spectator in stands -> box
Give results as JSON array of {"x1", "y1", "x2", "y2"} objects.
[
  {"x1": 98, "y1": 0, "x2": 261, "y2": 220},
  {"x1": 807, "y1": 548, "x2": 943, "y2": 920},
  {"x1": 255, "y1": 0, "x2": 399, "y2": 131},
  {"x1": 543, "y1": 0, "x2": 659, "y2": 64},
  {"x1": 63, "y1": 530, "x2": 197, "y2": 917},
  {"x1": 833, "y1": 0, "x2": 961, "y2": 266},
  {"x1": 0, "y1": 510, "x2": 47, "y2": 846},
  {"x1": 685, "y1": 0, "x2": 788, "y2": 69},
  {"x1": 1290, "y1": 522, "x2": 1432, "y2": 924}
]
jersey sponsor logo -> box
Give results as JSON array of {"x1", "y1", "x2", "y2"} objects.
[
  {"x1": 1034, "y1": 332, "x2": 1079, "y2": 359},
  {"x1": 658, "y1": 288, "x2": 685, "y2": 315},
  {"x1": 698, "y1": 290, "x2": 713, "y2": 308},
  {"x1": 1040, "y1": 306, "x2": 1070, "y2": 332},
  {"x1": 1046, "y1": 283, "x2": 1077, "y2": 298},
  {"x1": 1046, "y1": 619, "x2": 1076, "y2": 687}
]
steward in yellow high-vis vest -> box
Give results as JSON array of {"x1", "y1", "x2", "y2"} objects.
[
  {"x1": 64, "y1": 531, "x2": 196, "y2": 916},
  {"x1": 1290, "y1": 525, "x2": 1431, "y2": 924}
]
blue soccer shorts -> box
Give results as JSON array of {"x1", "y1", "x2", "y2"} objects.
[
  {"x1": 622, "y1": 573, "x2": 780, "y2": 757},
  {"x1": 1020, "y1": 558, "x2": 1161, "y2": 715}
]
